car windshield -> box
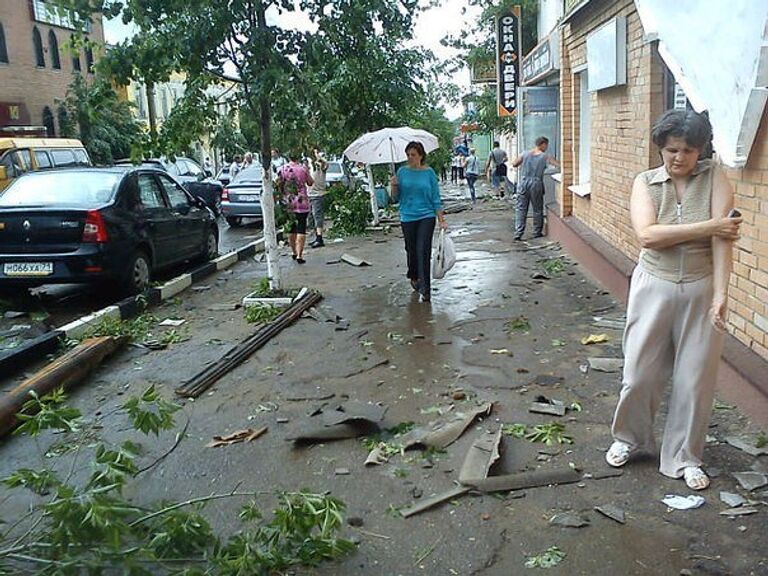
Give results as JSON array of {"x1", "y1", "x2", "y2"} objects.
[
  {"x1": 327, "y1": 163, "x2": 343, "y2": 174},
  {"x1": 0, "y1": 171, "x2": 121, "y2": 207},
  {"x1": 232, "y1": 166, "x2": 263, "y2": 184}
]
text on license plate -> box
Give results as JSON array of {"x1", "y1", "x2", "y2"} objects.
[
  {"x1": 3, "y1": 262, "x2": 54, "y2": 276},
  {"x1": 237, "y1": 195, "x2": 259, "y2": 202}
]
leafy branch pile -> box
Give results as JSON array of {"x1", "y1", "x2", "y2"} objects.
[
  {"x1": 0, "y1": 386, "x2": 355, "y2": 574},
  {"x1": 325, "y1": 183, "x2": 371, "y2": 237},
  {"x1": 244, "y1": 304, "x2": 282, "y2": 325},
  {"x1": 502, "y1": 422, "x2": 574, "y2": 445}
]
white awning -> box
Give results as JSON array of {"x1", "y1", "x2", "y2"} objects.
[{"x1": 634, "y1": 0, "x2": 768, "y2": 167}]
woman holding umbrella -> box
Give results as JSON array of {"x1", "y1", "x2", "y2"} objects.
[{"x1": 390, "y1": 141, "x2": 447, "y2": 302}]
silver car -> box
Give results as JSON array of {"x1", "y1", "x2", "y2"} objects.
[
  {"x1": 221, "y1": 165, "x2": 263, "y2": 227},
  {"x1": 326, "y1": 160, "x2": 354, "y2": 189}
]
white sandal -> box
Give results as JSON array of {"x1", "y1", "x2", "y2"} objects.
[
  {"x1": 683, "y1": 466, "x2": 710, "y2": 491},
  {"x1": 605, "y1": 441, "x2": 634, "y2": 467}
]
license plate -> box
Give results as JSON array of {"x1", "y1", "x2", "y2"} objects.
[
  {"x1": 237, "y1": 195, "x2": 259, "y2": 202},
  {"x1": 3, "y1": 262, "x2": 54, "y2": 276}
]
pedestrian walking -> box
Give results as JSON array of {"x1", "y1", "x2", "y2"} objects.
[
  {"x1": 389, "y1": 141, "x2": 447, "y2": 303},
  {"x1": 485, "y1": 141, "x2": 508, "y2": 198},
  {"x1": 511, "y1": 136, "x2": 559, "y2": 240},
  {"x1": 606, "y1": 110, "x2": 742, "y2": 491},
  {"x1": 270, "y1": 148, "x2": 287, "y2": 179},
  {"x1": 277, "y1": 153, "x2": 314, "y2": 264},
  {"x1": 450, "y1": 153, "x2": 461, "y2": 184},
  {"x1": 308, "y1": 150, "x2": 328, "y2": 248},
  {"x1": 465, "y1": 148, "x2": 480, "y2": 203},
  {"x1": 457, "y1": 153, "x2": 465, "y2": 183},
  {"x1": 229, "y1": 154, "x2": 243, "y2": 180},
  {"x1": 242, "y1": 151, "x2": 254, "y2": 169}
]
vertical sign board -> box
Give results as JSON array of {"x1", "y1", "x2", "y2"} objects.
[{"x1": 496, "y1": 6, "x2": 522, "y2": 117}]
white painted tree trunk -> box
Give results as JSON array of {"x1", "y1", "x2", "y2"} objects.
[
  {"x1": 260, "y1": 171, "x2": 281, "y2": 290},
  {"x1": 366, "y1": 164, "x2": 379, "y2": 226}
]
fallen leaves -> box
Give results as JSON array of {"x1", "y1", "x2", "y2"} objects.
[{"x1": 207, "y1": 427, "x2": 268, "y2": 448}]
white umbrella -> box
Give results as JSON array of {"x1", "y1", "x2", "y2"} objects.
[
  {"x1": 344, "y1": 127, "x2": 440, "y2": 226},
  {"x1": 343, "y1": 126, "x2": 439, "y2": 165}
]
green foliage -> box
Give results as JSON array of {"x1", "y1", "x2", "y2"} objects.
[
  {"x1": 14, "y1": 388, "x2": 82, "y2": 436},
  {"x1": 244, "y1": 303, "x2": 283, "y2": 325},
  {"x1": 505, "y1": 316, "x2": 531, "y2": 332},
  {"x1": 122, "y1": 384, "x2": 181, "y2": 436},
  {"x1": 325, "y1": 182, "x2": 371, "y2": 237},
  {"x1": 525, "y1": 422, "x2": 573, "y2": 446},
  {"x1": 502, "y1": 423, "x2": 528, "y2": 438},
  {"x1": 756, "y1": 431, "x2": 767, "y2": 449},
  {"x1": 58, "y1": 73, "x2": 144, "y2": 164},
  {"x1": 212, "y1": 113, "x2": 248, "y2": 161},
  {"x1": 83, "y1": 313, "x2": 158, "y2": 342},
  {"x1": 0, "y1": 382, "x2": 354, "y2": 574},
  {"x1": 540, "y1": 258, "x2": 566, "y2": 275},
  {"x1": 525, "y1": 546, "x2": 566, "y2": 569}
]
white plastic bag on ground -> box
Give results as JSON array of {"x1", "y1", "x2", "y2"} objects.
[{"x1": 432, "y1": 229, "x2": 456, "y2": 279}]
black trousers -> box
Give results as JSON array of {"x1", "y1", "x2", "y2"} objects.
[{"x1": 401, "y1": 217, "x2": 436, "y2": 297}]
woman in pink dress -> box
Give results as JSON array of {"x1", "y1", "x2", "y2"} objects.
[{"x1": 277, "y1": 153, "x2": 314, "y2": 263}]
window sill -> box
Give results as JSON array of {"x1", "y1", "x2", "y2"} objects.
[
  {"x1": 550, "y1": 172, "x2": 562, "y2": 183},
  {"x1": 568, "y1": 182, "x2": 591, "y2": 197}
]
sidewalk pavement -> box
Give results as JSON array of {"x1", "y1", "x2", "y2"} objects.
[{"x1": 0, "y1": 180, "x2": 765, "y2": 575}]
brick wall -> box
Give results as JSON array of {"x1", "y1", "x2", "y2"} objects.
[
  {"x1": 559, "y1": 0, "x2": 767, "y2": 361},
  {"x1": 0, "y1": 1, "x2": 103, "y2": 134}
]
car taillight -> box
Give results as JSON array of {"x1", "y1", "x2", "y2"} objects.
[
  {"x1": 82, "y1": 210, "x2": 109, "y2": 243},
  {"x1": 221, "y1": 188, "x2": 229, "y2": 201}
]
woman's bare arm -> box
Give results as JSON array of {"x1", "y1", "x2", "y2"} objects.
[{"x1": 710, "y1": 166, "x2": 738, "y2": 329}]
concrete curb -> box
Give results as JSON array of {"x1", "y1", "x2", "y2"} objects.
[{"x1": 0, "y1": 238, "x2": 266, "y2": 375}]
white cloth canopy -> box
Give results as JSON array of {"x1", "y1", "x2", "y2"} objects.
[{"x1": 343, "y1": 127, "x2": 439, "y2": 165}]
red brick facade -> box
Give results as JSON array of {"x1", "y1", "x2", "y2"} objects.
[{"x1": 558, "y1": 0, "x2": 767, "y2": 361}]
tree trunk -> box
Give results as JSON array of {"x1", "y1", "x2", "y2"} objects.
[
  {"x1": 366, "y1": 164, "x2": 379, "y2": 226},
  {"x1": 146, "y1": 81, "x2": 157, "y2": 138}
]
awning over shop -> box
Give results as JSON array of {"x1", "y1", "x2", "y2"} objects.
[{"x1": 634, "y1": 0, "x2": 768, "y2": 167}]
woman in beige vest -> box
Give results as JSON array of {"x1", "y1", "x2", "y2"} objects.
[{"x1": 606, "y1": 110, "x2": 742, "y2": 490}]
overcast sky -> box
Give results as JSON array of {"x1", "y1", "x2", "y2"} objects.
[{"x1": 102, "y1": 0, "x2": 481, "y2": 119}]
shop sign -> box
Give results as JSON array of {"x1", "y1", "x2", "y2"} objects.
[
  {"x1": 496, "y1": 6, "x2": 521, "y2": 117},
  {"x1": 522, "y1": 32, "x2": 559, "y2": 85}
]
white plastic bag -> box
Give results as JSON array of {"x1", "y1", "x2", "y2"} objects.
[{"x1": 432, "y1": 229, "x2": 456, "y2": 279}]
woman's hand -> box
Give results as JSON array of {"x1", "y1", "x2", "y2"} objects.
[
  {"x1": 389, "y1": 175, "x2": 398, "y2": 188},
  {"x1": 438, "y1": 219, "x2": 448, "y2": 230},
  {"x1": 710, "y1": 216, "x2": 742, "y2": 240},
  {"x1": 710, "y1": 294, "x2": 728, "y2": 332}
]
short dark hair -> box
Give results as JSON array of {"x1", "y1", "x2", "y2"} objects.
[
  {"x1": 405, "y1": 141, "x2": 427, "y2": 165},
  {"x1": 288, "y1": 151, "x2": 300, "y2": 161},
  {"x1": 493, "y1": 141, "x2": 500, "y2": 147},
  {"x1": 651, "y1": 109, "x2": 712, "y2": 151},
  {"x1": 535, "y1": 136, "x2": 549, "y2": 146}
]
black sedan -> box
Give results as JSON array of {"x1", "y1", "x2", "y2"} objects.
[{"x1": 0, "y1": 167, "x2": 218, "y2": 294}]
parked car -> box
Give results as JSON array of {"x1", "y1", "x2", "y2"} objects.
[
  {"x1": 116, "y1": 157, "x2": 223, "y2": 216},
  {"x1": 0, "y1": 167, "x2": 218, "y2": 294},
  {"x1": 0, "y1": 137, "x2": 91, "y2": 192},
  {"x1": 326, "y1": 160, "x2": 354, "y2": 189},
  {"x1": 215, "y1": 165, "x2": 232, "y2": 187},
  {"x1": 220, "y1": 164, "x2": 263, "y2": 227}
]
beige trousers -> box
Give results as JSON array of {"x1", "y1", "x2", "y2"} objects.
[{"x1": 611, "y1": 266, "x2": 724, "y2": 478}]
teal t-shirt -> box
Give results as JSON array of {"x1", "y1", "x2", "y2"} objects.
[{"x1": 397, "y1": 166, "x2": 442, "y2": 223}]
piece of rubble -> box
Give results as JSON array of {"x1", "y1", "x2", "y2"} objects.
[
  {"x1": 720, "y1": 507, "x2": 758, "y2": 517},
  {"x1": 458, "y1": 427, "x2": 503, "y2": 484},
  {"x1": 720, "y1": 492, "x2": 748, "y2": 508},
  {"x1": 724, "y1": 436, "x2": 768, "y2": 457},
  {"x1": 549, "y1": 512, "x2": 590, "y2": 528},
  {"x1": 340, "y1": 253, "x2": 371, "y2": 267},
  {"x1": 399, "y1": 485, "x2": 471, "y2": 518},
  {"x1": 365, "y1": 443, "x2": 392, "y2": 466},
  {"x1": 662, "y1": 495, "x2": 705, "y2": 510},
  {"x1": 587, "y1": 357, "x2": 624, "y2": 373},
  {"x1": 335, "y1": 468, "x2": 351, "y2": 476},
  {"x1": 207, "y1": 426, "x2": 268, "y2": 448},
  {"x1": 733, "y1": 472, "x2": 768, "y2": 492},
  {"x1": 595, "y1": 504, "x2": 626, "y2": 524},
  {"x1": 399, "y1": 402, "x2": 493, "y2": 450}
]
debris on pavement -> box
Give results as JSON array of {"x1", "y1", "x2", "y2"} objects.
[
  {"x1": 288, "y1": 401, "x2": 388, "y2": 445},
  {"x1": 458, "y1": 426, "x2": 503, "y2": 484},
  {"x1": 662, "y1": 495, "x2": 706, "y2": 510},
  {"x1": 529, "y1": 395, "x2": 567, "y2": 417},
  {"x1": 399, "y1": 402, "x2": 493, "y2": 450},
  {"x1": 340, "y1": 253, "x2": 371, "y2": 267},
  {"x1": 529, "y1": 374, "x2": 565, "y2": 387},
  {"x1": 724, "y1": 435, "x2": 768, "y2": 457},
  {"x1": 335, "y1": 467, "x2": 351, "y2": 476},
  {"x1": 206, "y1": 426, "x2": 268, "y2": 447},
  {"x1": 549, "y1": 512, "x2": 590, "y2": 528},
  {"x1": 159, "y1": 318, "x2": 186, "y2": 327},
  {"x1": 365, "y1": 442, "x2": 393, "y2": 466},
  {"x1": 580, "y1": 333, "x2": 609, "y2": 345},
  {"x1": 591, "y1": 317, "x2": 626, "y2": 330},
  {"x1": 468, "y1": 467, "x2": 581, "y2": 493},
  {"x1": 594, "y1": 504, "x2": 626, "y2": 524},
  {"x1": 525, "y1": 546, "x2": 566, "y2": 569},
  {"x1": 719, "y1": 491, "x2": 748, "y2": 508},
  {"x1": 399, "y1": 485, "x2": 471, "y2": 518},
  {"x1": 720, "y1": 507, "x2": 758, "y2": 517},
  {"x1": 587, "y1": 357, "x2": 625, "y2": 373},
  {"x1": 733, "y1": 471, "x2": 768, "y2": 491}
]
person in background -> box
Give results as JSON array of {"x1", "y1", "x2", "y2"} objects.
[
  {"x1": 242, "y1": 152, "x2": 254, "y2": 169},
  {"x1": 485, "y1": 141, "x2": 508, "y2": 198},
  {"x1": 605, "y1": 110, "x2": 741, "y2": 491},
  {"x1": 229, "y1": 154, "x2": 243, "y2": 181},
  {"x1": 511, "y1": 136, "x2": 559, "y2": 240},
  {"x1": 389, "y1": 141, "x2": 447, "y2": 303},
  {"x1": 450, "y1": 153, "x2": 460, "y2": 185},
  {"x1": 277, "y1": 152, "x2": 314, "y2": 264},
  {"x1": 308, "y1": 150, "x2": 328, "y2": 248},
  {"x1": 203, "y1": 156, "x2": 213, "y2": 176},
  {"x1": 457, "y1": 152, "x2": 466, "y2": 183},
  {"x1": 464, "y1": 148, "x2": 480, "y2": 203}
]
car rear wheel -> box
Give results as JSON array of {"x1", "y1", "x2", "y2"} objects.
[
  {"x1": 123, "y1": 251, "x2": 151, "y2": 295},
  {"x1": 226, "y1": 217, "x2": 242, "y2": 227},
  {"x1": 203, "y1": 229, "x2": 218, "y2": 261}
]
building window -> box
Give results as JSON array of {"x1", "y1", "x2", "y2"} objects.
[
  {"x1": 85, "y1": 45, "x2": 94, "y2": 72},
  {"x1": 49, "y1": 30, "x2": 61, "y2": 69},
  {"x1": 663, "y1": 67, "x2": 690, "y2": 111},
  {"x1": 578, "y1": 71, "x2": 591, "y2": 184},
  {"x1": 33, "y1": 27, "x2": 45, "y2": 67},
  {"x1": 0, "y1": 23, "x2": 8, "y2": 64},
  {"x1": 43, "y1": 106, "x2": 55, "y2": 136}
]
